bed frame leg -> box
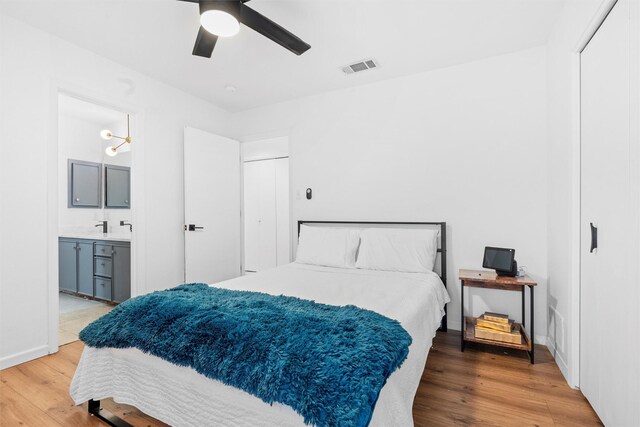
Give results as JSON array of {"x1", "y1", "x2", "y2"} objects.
[{"x1": 87, "y1": 399, "x2": 134, "y2": 427}]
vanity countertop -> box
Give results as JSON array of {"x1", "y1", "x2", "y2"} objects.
[{"x1": 59, "y1": 233, "x2": 131, "y2": 242}]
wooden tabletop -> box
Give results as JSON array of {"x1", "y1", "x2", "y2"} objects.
[{"x1": 459, "y1": 269, "x2": 537, "y2": 286}]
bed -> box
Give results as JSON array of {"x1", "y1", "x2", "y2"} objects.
[{"x1": 71, "y1": 221, "x2": 450, "y2": 427}]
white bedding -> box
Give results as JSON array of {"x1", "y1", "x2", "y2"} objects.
[{"x1": 70, "y1": 262, "x2": 450, "y2": 426}]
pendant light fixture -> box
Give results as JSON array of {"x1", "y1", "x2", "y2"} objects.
[{"x1": 101, "y1": 114, "x2": 132, "y2": 157}]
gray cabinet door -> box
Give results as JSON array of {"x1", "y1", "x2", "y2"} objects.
[
  {"x1": 59, "y1": 240, "x2": 77, "y2": 292},
  {"x1": 112, "y1": 244, "x2": 131, "y2": 303},
  {"x1": 105, "y1": 165, "x2": 130, "y2": 208},
  {"x1": 69, "y1": 159, "x2": 102, "y2": 208},
  {"x1": 77, "y1": 241, "x2": 94, "y2": 296}
]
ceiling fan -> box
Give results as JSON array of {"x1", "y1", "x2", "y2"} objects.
[{"x1": 178, "y1": 0, "x2": 311, "y2": 59}]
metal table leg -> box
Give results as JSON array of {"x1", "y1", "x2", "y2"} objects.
[
  {"x1": 522, "y1": 286, "x2": 525, "y2": 328},
  {"x1": 530, "y1": 285, "x2": 535, "y2": 364},
  {"x1": 461, "y1": 280, "x2": 465, "y2": 352}
]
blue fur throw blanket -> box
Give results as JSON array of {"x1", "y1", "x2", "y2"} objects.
[{"x1": 79, "y1": 283, "x2": 412, "y2": 427}]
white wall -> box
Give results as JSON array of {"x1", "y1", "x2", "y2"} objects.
[
  {"x1": 0, "y1": 14, "x2": 233, "y2": 368},
  {"x1": 232, "y1": 47, "x2": 549, "y2": 342},
  {"x1": 241, "y1": 136, "x2": 289, "y2": 161},
  {"x1": 58, "y1": 114, "x2": 132, "y2": 234},
  {"x1": 545, "y1": 0, "x2": 607, "y2": 386}
]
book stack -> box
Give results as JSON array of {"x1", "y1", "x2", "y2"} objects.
[{"x1": 474, "y1": 312, "x2": 522, "y2": 345}]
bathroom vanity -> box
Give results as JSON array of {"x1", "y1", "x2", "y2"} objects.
[{"x1": 59, "y1": 235, "x2": 130, "y2": 303}]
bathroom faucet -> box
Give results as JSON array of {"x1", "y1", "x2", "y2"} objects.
[{"x1": 95, "y1": 221, "x2": 108, "y2": 233}]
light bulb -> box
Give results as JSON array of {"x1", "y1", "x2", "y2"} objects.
[
  {"x1": 201, "y1": 10, "x2": 240, "y2": 37},
  {"x1": 100, "y1": 129, "x2": 113, "y2": 140},
  {"x1": 105, "y1": 146, "x2": 118, "y2": 157}
]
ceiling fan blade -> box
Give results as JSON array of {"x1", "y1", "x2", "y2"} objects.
[
  {"x1": 239, "y1": 4, "x2": 310, "y2": 55},
  {"x1": 192, "y1": 26, "x2": 218, "y2": 58}
]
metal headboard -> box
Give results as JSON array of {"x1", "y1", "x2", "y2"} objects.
[{"x1": 297, "y1": 220, "x2": 448, "y2": 331}]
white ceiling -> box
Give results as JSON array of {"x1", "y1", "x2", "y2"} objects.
[{"x1": 1, "y1": 0, "x2": 564, "y2": 112}]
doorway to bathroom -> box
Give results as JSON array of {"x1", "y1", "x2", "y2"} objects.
[{"x1": 56, "y1": 94, "x2": 134, "y2": 345}]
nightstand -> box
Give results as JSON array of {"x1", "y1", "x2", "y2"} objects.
[{"x1": 459, "y1": 269, "x2": 537, "y2": 363}]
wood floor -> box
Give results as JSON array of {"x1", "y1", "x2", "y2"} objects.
[
  {"x1": 0, "y1": 331, "x2": 601, "y2": 426},
  {"x1": 415, "y1": 332, "x2": 602, "y2": 426}
]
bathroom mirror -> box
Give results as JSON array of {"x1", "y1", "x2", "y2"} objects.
[
  {"x1": 68, "y1": 159, "x2": 102, "y2": 208},
  {"x1": 104, "y1": 164, "x2": 130, "y2": 208}
]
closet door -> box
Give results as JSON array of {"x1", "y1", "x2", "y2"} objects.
[
  {"x1": 580, "y1": 0, "x2": 639, "y2": 424},
  {"x1": 274, "y1": 158, "x2": 290, "y2": 266},
  {"x1": 243, "y1": 160, "x2": 277, "y2": 272}
]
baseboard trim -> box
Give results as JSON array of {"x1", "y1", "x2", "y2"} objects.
[
  {"x1": 0, "y1": 345, "x2": 49, "y2": 370},
  {"x1": 447, "y1": 320, "x2": 462, "y2": 332},
  {"x1": 547, "y1": 337, "x2": 574, "y2": 387}
]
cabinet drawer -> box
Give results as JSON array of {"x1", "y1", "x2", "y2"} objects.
[
  {"x1": 95, "y1": 243, "x2": 113, "y2": 258},
  {"x1": 94, "y1": 258, "x2": 112, "y2": 278},
  {"x1": 94, "y1": 278, "x2": 112, "y2": 301}
]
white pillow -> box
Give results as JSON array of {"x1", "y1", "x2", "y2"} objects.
[
  {"x1": 295, "y1": 225, "x2": 361, "y2": 268},
  {"x1": 355, "y1": 228, "x2": 439, "y2": 273}
]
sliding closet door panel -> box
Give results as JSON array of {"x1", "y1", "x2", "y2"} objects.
[
  {"x1": 580, "y1": 0, "x2": 638, "y2": 424},
  {"x1": 243, "y1": 161, "x2": 261, "y2": 272},
  {"x1": 274, "y1": 158, "x2": 290, "y2": 265},
  {"x1": 243, "y1": 160, "x2": 277, "y2": 272}
]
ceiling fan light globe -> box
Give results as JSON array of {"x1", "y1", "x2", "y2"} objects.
[
  {"x1": 100, "y1": 129, "x2": 113, "y2": 140},
  {"x1": 201, "y1": 10, "x2": 240, "y2": 37},
  {"x1": 105, "y1": 146, "x2": 118, "y2": 157}
]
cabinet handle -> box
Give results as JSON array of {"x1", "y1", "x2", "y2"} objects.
[{"x1": 590, "y1": 222, "x2": 598, "y2": 253}]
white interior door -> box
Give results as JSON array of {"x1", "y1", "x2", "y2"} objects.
[
  {"x1": 580, "y1": 1, "x2": 640, "y2": 424},
  {"x1": 243, "y1": 157, "x2": 290, "y2": 272},
  {"x1": 184, "y1": 127, "x2": 241, "y2": 283},
  {"x1": 243, "y1": 160, "x2": 277, "y2": 272}
]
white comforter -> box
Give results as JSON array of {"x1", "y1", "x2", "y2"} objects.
[{"x1": 71, "y1": 263, "x2": 450, "y2": 426}]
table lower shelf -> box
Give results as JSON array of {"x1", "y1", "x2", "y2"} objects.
[{"x1": 463, "y1": 317, "x2": 532, "y2": 351}]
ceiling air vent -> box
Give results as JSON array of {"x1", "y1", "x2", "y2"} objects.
[{"x1": 342, "y1": 58, "x2": 380, "y2": 75}]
